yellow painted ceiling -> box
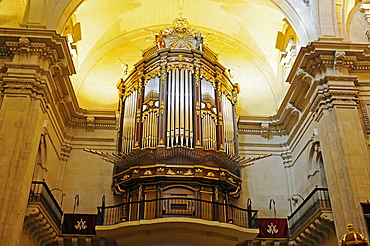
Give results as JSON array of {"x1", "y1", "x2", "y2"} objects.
[
  {"x1": 71, "y1": 0, "x2": 287, "y2": 116},
  {"x1": 1, "y1": 0, "x2": 291, "y2": 116}
]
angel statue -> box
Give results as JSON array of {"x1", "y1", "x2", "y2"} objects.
[
  {"x1": 146, "y1": 29, "x2": 167, "y2": 49},
  {"x1": 119, "y1": 59, "x2": 128, "y2": 77},
  {"x1": 194, "y1": 32, "x2": 204, "y2": 52}
]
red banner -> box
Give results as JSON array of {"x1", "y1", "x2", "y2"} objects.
[{"x1": 257, "y1": 218, "x2": 289, "y2": 238}]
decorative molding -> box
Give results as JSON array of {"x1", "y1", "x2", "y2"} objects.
[
  {"x1": 113, "y1": 163, "x2": 241, "y2": 190},
  {"x1": 87, "y1": 116, "x2": 95, "y2": 131},
  {"x1": 286, "y1": 103, "x2": 301, "y2": 117},
  {"x1": 68, "y1": 117, "x2": 117, "y2": 130},
  {"x1": 72, "y1": 137, "x2": 115, "y2": 142},
  {"x1": 24, "y1": 206, "x2": 60, "y2": 246},
  {"x1": 261, "y1": 123, "x2": 270, "y2": 139},
  {"x1": 238, "y1": 124, "x2": 286, "y2": 136},
  {"x1": 281, "y1": 150, "x2": 293, "y2": 167},
  {"x1": 360, "y1": 101, "x2": 370, "y2": 134},
  {"x1": 291, "y1": 213, "x2": 335, "y2": 246},
  {"x1": 1, "y1": 77, "x2": 48, "y2": 101},
  {"x1": 3, "y1": 37, "x2": 70, "y2": 77},
  {"x1": 309, "y1": 77, "x2": 359, "y2": 113}
]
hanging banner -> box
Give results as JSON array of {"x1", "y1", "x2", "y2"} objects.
[
  {"x1": 257, "y1": 218, "x2": 289, "y2": 238},
  {"x1": 62, "y1": 214, "x2": 97, "y2": 235}
]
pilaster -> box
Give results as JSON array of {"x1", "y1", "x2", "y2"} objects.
[
  {"x1": 286, "y1": 42, "x2": 370, "y2": 241},
  {"x1": 312, "y1": 75, "x2": 370, "y2": 240},
  {"x1": 0, "y1": 29, "x2": 75, "y2": 246},
  {"x1": 316, "y1": 0, "x2": 341, "y2": 40}
]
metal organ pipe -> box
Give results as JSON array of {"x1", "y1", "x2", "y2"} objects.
[
  {"x1": 200, "y1": 79, "x2": 217, "y2": 150},
  {"x1": 185, "y1": 70, "x2": 189, "y2": 147},
  {"x1": 189, "y1": 70, "x2": 193, "y2": 147},
  {"x1": 166, "y1": 68, "x2": 195, "y2": 148},
  {"x1": 180, "y1": 69, "x2": 184, "y2": 146},
  {"x1": 221, "y1": 93, "x2": 235, "y2": 155},
  {"x1": 122, "y1": 90, "x2": 138, "y2": 153}
]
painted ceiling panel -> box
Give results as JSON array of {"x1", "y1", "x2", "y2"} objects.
[{"x1": 72, "y1": 0, "x2": 286, "y2": 115}]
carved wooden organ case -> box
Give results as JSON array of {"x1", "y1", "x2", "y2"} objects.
[{"x1": 92, "y1": 18, "x2": 249, "y2": 204}]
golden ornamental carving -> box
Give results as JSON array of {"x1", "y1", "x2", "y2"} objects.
[
  {"x1": 144, "y1": 170, "x2": 152, "y2": 175},
  {"x1": 195, "y1": 101, "x2": 201, "y2": 115},
  {"x1": 167, "y1": 63, "x2": 194, "y2": 71},
  {"x1": 160, "y1": 100, "x2": 165, "y2": 114},
  {"x1": 167, "y1": 169, "x2": 176, "y2": 175},
  {"x1": 200, "y1": 70, "x2": 215, "y2": 83},
  {"x1": 178, "y1": 54, "x2": 184, "y2": 61},
  {"x1": 207, "y1": 172, "x2": 215, "y2": 177},
  {"x1": 228, "y1": 177, "x2": 235, "y2": 183},
  {"x1": 136, "y1": 110, "x2": 141, "y2": 123},
  {"x1": 157, "y1": 167, "x2": 164, "y2": 172},
  {"x1": 133, "y1": 170, "x2": 139, "y2": 174},
  {"x1": 195, "y1": 169, "x2": 203, "y2": 173},
  {"x1": 144, "y1": 70, "x2": 161, "y2": 82},
  {"x1": 168, "y1": 55, "x2": 193, "y2": 63},
  {"x1": 194, "y1": 67, "x2": 200, "y2": 86},
  {"x1": 184, "y1": 169, "x2": 194, "y2": 176},
  {"x1": 121, "y1": 174, "x2": 130, "y2": 180}
]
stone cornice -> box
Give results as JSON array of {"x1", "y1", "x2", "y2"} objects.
[
  {"x1": 1, "y1": 76, "x2": 46, "y2": 100},
  {"x1": 0, "y1": 28, "x2": 76, "y2": 75},
  {"x1": 238, "y1": 42, "x2": 364, "y2": 148},
  {"x1": 308, "y1": 75, "x2": 359, "y2": 114}
]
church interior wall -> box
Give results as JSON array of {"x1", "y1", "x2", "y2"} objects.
[
  {"x1": 2, "y1": 0, "x2": 370, "y2": 245},
  {"x1": 347, "y1": 2, "x2": 369, "y2": 42},
  {"x1": 61, "y1": 148, "x2": 116, "y2": 214},
  {"x1": 239, "y1": 155, "x2": 290, "y2": 218}
]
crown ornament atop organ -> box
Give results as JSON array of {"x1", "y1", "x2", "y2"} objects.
[{"x1": 85, "y1": 17, "x2": 270, "y2": 201}]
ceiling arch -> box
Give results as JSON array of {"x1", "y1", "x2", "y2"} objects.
[
  {"x1": 0, "y1": 0, "x2": 321, "y2": 116},
  {"x1": 67, "y1": 0, "x2": 294, "y2": 115}
]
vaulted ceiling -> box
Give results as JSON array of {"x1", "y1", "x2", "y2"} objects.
[{"x1": 1, "y1": 0, "x2": 323, "y2": 116}]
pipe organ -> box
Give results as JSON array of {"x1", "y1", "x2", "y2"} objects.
[
  {"x1": 86, "y1": 18, "x2": 268, "y2": 210},
  {"x1": 118, "y1": 49, "x2": 239, "y2": 156}
]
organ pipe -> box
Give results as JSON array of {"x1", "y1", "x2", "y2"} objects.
[{"x1": 118, "y1": 33, "x2": 238, "y2": 156}]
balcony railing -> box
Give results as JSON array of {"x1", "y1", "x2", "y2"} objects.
[
  {"x1": 97, "y1": 198, "x2": 258, "y2": 228},
  {"x1": 288, "y1": 188, "x2": 331, "y2": 236},
  {"x1": 28, "y1": 181, "x2": 63, "y2": 227}
]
